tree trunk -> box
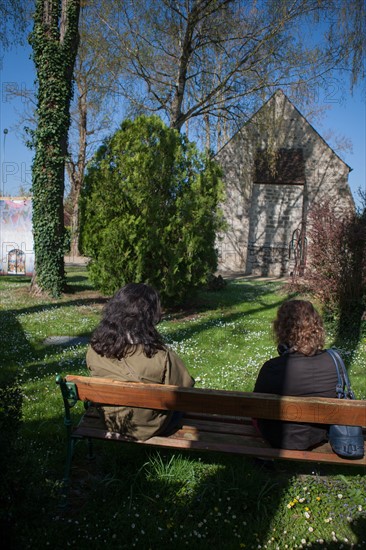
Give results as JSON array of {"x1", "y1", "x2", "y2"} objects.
[
  {"x1": 30, "y1": 0, "x2": 80, "y2": 296},
  {"x1": 68, "y1": 83, "x2": 87, "y2": 257},
  {"x1": 204, "y1": 114, "x2": 211, "y2": 152},
  {"x1": 170, "y1": 5, "x2": 199, "y2": 131}
]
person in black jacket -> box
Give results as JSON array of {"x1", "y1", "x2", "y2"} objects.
[{"x1": 253, "y1": 299, "x2": 338, "y2": 450}]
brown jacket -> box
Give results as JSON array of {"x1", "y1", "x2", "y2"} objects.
[{"x1": 86, "y1": 345, "x2": 194, "y2": 440}]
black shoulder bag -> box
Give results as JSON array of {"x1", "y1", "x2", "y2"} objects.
[{"x1": 326, "y1": 348, "x2": 364, "y2": 459}]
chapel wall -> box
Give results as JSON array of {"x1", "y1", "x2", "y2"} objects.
[{"x1": 216, "y1": 91, "x2": 354, "y2": 277}]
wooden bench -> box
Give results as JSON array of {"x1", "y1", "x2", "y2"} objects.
[{"x1": 56, "y1": 374, "x2": 366, "y2": 502}]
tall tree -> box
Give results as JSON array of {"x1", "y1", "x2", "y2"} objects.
[
  {"x1": 98, "y1": 0, "x2": 365, "y2": 148},
  {"x1": 29, "y1": 0, "x2": 80, "y2": 296},
  {"x1": 65, "y1": 0, "x2": 125, "y2": 256}
]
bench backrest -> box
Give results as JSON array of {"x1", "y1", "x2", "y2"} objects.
[{"x1": 64, "y1": 375, "x2": 366, "y2": 427}]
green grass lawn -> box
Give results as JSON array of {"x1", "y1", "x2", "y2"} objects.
[{"x1": 1, "y1": 269, "x2": 365, "y2": 549}]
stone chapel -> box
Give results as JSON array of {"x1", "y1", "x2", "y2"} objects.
[{"x1": 215, "y1": 90, "x2": 354, "y2": 277}]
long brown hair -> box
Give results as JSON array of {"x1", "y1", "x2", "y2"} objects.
[
  {"x1": 91, "y1": 283, "x2": 165, "y2": 359},
  {"x1": 273, "y1": 300, "x2": 325, "y2": 356}
]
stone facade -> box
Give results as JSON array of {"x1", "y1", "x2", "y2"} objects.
[{"x1": 215, "y1": 90, "x2": 354, "y2": 276}]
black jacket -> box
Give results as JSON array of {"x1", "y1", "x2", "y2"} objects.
[{"x1": 253, "y1": 350, "x2": 338, "y2": 450}]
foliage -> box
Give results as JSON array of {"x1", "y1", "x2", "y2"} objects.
[
  {"x1": 29, "y1": 0, "x2": 80, "y2": 296},
  {"x1": 291, "y1": 200, "x2": 366, "y2": 320},
  {"x1": 80, "y1": 115, "x2": 224, "y2": 305},
  {"x1": 95, "y1": 0, "x2": 366, "y2": 148}
]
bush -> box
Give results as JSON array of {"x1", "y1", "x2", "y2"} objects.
[
  {"x1": 206, "y1": 273, "x2": 227, "y2": 291},
  {"x1": 80, "y1": 115, "x2": 224, "y2": 305},
  {"x1": 291, "y1": 199, "x2": 366, "y2": 319}
]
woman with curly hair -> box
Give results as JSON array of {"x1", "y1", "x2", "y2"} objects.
[
  {"x1": 87, "y1": 283, "x2": 194, "y2": 441},
  {"x1": 253, "y1": 300, "x2": 338, "y2": 450}
]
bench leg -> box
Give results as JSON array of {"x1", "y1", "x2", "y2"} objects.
[
  {"x1": 59, "y1": 437, "x2": 96, "y2": 508},
  {"x1": 59, "y1": 434, "x2": 76, "y2": 509}
]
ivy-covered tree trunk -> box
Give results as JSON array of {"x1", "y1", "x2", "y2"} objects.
[{"x1": 30, "y1": 0, "x2": 80, "y2": 296}]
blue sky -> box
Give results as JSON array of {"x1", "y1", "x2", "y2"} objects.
[{"x1": 0, "y1": 42, "x2": 365, "y2": 206}]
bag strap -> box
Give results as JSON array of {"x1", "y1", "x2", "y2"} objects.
[
  {"x1": 328, "y1": 348, "x2": 355, "y2": 398},
  {"x1": 327, "y1": 349, "x2": 344, "y2": 398},
  {"x1": 327, "y1": 348, "x2": 356, "y2": 399}
]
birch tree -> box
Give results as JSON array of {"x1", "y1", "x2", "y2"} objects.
[
  {"x1": 98, "y1": 0, "x2": 365, "y2": 148},
  {"x1": 65, "y1": 0, "x2": 124, "y2": 256}
]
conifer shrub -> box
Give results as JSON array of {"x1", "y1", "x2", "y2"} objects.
[{"x1": 80, "y1": 115, "x2": 224, "y2": 305}]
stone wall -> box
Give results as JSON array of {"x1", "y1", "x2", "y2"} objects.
[{"x1": 247, "y1": 183, "x2": 303, "y2": 276}]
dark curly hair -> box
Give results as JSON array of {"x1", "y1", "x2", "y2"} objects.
[
  {"x1": 273, "y1": 300, "x2": 325, "y2": 356},
  {"x1": 90, "y1": 283, "x2": 165, "y2": 359}
]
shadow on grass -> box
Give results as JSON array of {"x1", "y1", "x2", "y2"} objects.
[
  {"x1": 14, "y1": 429, "x2": 363, "y2": 549},
  {"x1": 171, "y1": 278, "x2": 286, "y2": 317},
  {"x1": 65, "y1": 273, "x2": 96, "y2": 294},
  {"x1": 0, "y1": 275, "x2": 32, "y2": 284},
  {"x1": 0, "y1": 309, "x2": 29, "y2": 548},
  {"x1": 4, "y1": 276, "x2": 283, "y2": 322}
]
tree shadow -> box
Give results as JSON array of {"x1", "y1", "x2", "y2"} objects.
[
  {"x1": 0, "y1": 309, "x2": 29, "y2": 547},
  {"x1": 163, "y1": 278, "x2": 294, "y2": 344},
  {"x1": 28, "y1": 428, "x2": 365, "y2": 549}
]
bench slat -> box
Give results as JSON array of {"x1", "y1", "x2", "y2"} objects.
[
  {"x1": 72, "y1": 421, "x2": 366, "y2": 466},
  {"x1": 65, "y1": 375, "x2": 366, "y2": 427},
  {"x1": 182, "y1": 418, "x2": 258, "y2": 436}
]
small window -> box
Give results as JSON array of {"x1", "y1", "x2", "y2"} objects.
[{"x1": 254, "y1": 148, "x2": 305, "y2": 184}]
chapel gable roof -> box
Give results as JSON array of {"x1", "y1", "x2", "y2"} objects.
[{"x1": 216, "y1": 89, "x2": 351, "y2": 173}]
